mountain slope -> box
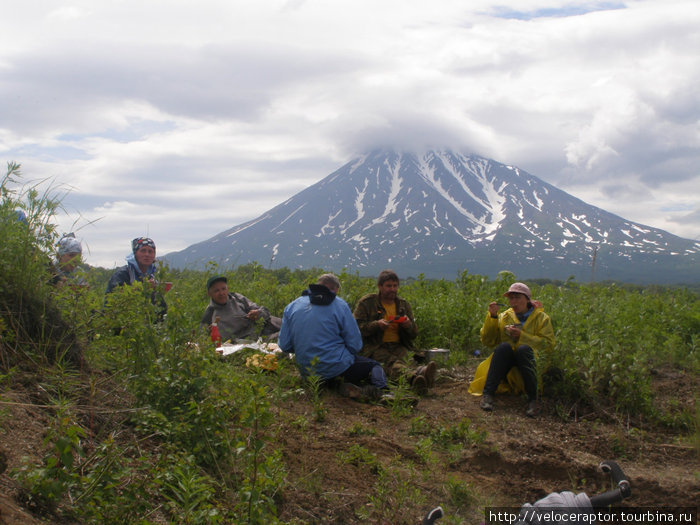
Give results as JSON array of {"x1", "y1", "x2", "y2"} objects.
[{"x1": 165, "y1": 150, "x2": 699, "y2": 283}]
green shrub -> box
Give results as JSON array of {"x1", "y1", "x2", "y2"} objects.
[
  {"x1": 13, "y1": 416, "x2": 85, "y2": 512},
  {"x1": 0, "y1": 162, "x2": 83, "y2": 369}
]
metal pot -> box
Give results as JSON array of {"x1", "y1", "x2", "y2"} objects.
[{"x1": 426, "y1": 348, "x2": 450, "y2": 363}]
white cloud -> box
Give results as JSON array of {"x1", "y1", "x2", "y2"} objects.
[{"x1": 1, "y1": 0, "x2": 699, "y2": 266}]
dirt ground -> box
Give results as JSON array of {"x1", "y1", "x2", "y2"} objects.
[{"x1": 1, "y1": 360, "x2": 698, "y2": 524}]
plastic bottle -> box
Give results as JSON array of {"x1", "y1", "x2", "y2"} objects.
[{"x1": 211, "y1": 316, "x2": 222, "y2": 346}]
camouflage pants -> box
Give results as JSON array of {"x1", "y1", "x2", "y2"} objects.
[{"x1": 361, "y1": 342, "x2": 412, "y2": 380}]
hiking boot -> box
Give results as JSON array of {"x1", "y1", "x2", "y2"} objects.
[
  {"x1": 340, "y1": 383, "x2": 382, "y2": 402},
  {"x1": 526, "y1": 399, "x2": 539, "y2": 418},
  {"x1": 411, "y1": 374, "x2": 428, "y2": 395},
  {"x1": 414, "y1": 362, "x2": 437, "y2": 388},
  {"x1": 423, "y1": 361, "x2": 437, "y2": 388},
  {"x1": 361, "y1": 384, "x2": 382, "y2": 401},
  {"x1": 339, "y1": 382, "x2": 364, "y2": 400},
  {"x1": 480, "y1": 393, "x2": 494, "y2": 411}
]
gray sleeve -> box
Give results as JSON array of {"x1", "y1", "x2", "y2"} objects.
[
  {"x1": 200, "y1": 306, "x2": 214, "y2": 328},
  {"x1": 235, "y1": 293, "x2": 271, "y2": 321}
]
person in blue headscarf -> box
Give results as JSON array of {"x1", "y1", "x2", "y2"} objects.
[{"x1": 106, "y1": 237, "x2": 167, "y2": 317}]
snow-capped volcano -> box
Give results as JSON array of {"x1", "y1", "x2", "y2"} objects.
[{"x1": 165, "y1": 150, "x2": 699, "y2": 283}]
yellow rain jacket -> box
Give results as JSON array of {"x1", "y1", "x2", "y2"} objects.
[{"x1": 468, "y1": 306, "x2": 555, "y2": 396}]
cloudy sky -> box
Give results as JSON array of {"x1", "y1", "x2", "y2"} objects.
[{"x1": 2, "y1": 0, "x2": 699, "y2": 268}]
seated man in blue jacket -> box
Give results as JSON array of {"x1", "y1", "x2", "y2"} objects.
[{"x1": 278, "y1": 273, "x2": 387, "y2": 401}]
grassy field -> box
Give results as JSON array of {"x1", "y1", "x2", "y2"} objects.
[{"x1": 1, "y1": 163, "x2": 698, "y2": 524}]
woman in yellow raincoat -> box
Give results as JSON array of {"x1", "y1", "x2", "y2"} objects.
[{"x1": 468, "y1": 282, "x2": 555, "y2": 417}]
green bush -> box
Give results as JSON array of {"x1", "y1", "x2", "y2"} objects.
[{"x1": 0, "y1": 162, "x2": 82, "y2": 369}]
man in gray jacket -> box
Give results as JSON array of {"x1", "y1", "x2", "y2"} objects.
[{"x1": 200, "y1": 276, "x2": 281, "y2": 342}]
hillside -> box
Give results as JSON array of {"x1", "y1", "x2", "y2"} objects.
[{"x1": 1, "y1": 357, "x2": 697, "y2": 524}]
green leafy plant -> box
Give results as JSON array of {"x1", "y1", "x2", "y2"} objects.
[
  {"x1": 364, "y1": 466, "x2": 426, "y2": 524},
  {"x1": 409, "y1": 414, "x2": 431, "y2": 435},
  {"x1": 338, "y1": 444, "x2": 383, "y2": 475},
  {"x1": 234, "y1": 373, "x2": 286, "y2": 524},
  {"x1": 161, "y1": 460, "x2": 221, "y2": 524},
  {"x1": 14, "y1": 416, "x2": 86, "y2": 512},
  {"x1": 74, "y1": 439, "x2": 155, "y2": 525},
  {"x1": 445, "y1": 475, "x2": 477, "y2": 509},
  {"x1": 305, "y1": 357, "x2": 327, "y2": 422},
  {"x1": 432, "y1": 418, "x2": 488, "y2": 447},
  {"x1": 410, "y1": 417, "x2": 487, "y2": 448},
  {"x1": 385, "y1": 375, "x2": 417, "y2": 418},
  {"x1": 348, "y1": 423, "x2": 377, "y2": 436},
  {"x1": 415, "y1": 437, "x2": 436, "y2": 465}
]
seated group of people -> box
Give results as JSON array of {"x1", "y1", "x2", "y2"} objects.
[
  {"x1": 201, "y1": 270, "x2": 435, "y2": 399},
  {"x1": 276, "y1": 271, "x2": 555, "y2": 416},
  {"x1": 55, "y1": 234, "x2": 556, "y2": 416}
]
